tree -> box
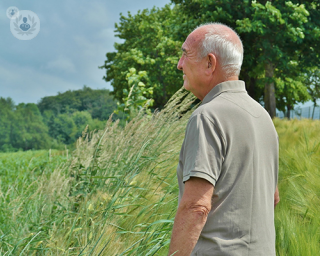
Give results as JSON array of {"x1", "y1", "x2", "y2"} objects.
[
  {"x1": 103, "y1": 1, "x2": 320, "y2": 117},
  {"x1": 171, "y1": 0, "x2": 320, "y2": 118},
  {"x1": 72, "y1": 111, "x2": 94, "y2": 139},
  {"x1": 0, "y1": 98, "x2": 15, "y2": 151},
  {"x1": 12, "y1": 103, "x2": 51, "y2": 150},
  {"x1": 38, "y1": 86, "x2": 117, "y2": 120},
  {"x1": 100, "y1": 5, "x2": 184, "y2": 109},
  {"x1": 47, "y1": 111, "x2": 105, "y2": 145},
  {"x1": 0, "y1": 100, "x2": 51, "y2": 151},
  {"x1": 115, "y1": 68, "x2": 154, "y2": 120},
  {"x1": 305, "y1": 68, "x2": 320, "y2": 118},
  {"x1": 0, "y1": 87, "x2": 115, "y2": 151},
  {"x1": 48, "y1": 113, "x2": 77, "y2": 145}
]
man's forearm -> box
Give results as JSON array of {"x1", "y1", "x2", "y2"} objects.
[{"x1": 168, "y1": 204, "x2": 209, "y2": 255}]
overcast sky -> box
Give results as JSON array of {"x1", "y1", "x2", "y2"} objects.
[{"x1": 0, "y1": 0, "x2": 171, "y2": 104}]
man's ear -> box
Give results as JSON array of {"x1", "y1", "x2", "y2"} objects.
[{"x1": 206, "y1": 53, "x2": 216, "y2": 74}]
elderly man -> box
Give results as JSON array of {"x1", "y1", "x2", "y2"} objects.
[{"x1": 168, "y1": 23, "x2": 280, "y2": 256}]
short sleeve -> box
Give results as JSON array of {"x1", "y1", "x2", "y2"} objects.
[{"x1": 181, "y1": 113, "x2": 225, "y2": 186}]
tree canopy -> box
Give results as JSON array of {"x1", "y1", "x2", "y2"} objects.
[
  {"x1": 100, "y1": 5, "x2": 184, "y2": 109},
  {"x1": 0, "y1": 99, "x2": 50, "y2": 151},
  {"x1": 102, "y1": 0, "x2": 320, "y2": 118},
  {"x1": 38, "y1": 86, "x2": 117, "y2": 120},
  {"x1": 0, "y1": 87, "x2": 118, "y2": 152}
]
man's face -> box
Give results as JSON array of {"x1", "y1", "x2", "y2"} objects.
[{"x1": 177, "y1": 32, "x2": 207, "y2": 99}]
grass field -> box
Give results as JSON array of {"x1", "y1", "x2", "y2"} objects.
[
  {"x1": 1, "y1": 91, "x2": 319, "y2": 255},
  {"x1": 274, "y1": 118, "x2": 320, "y2": 256}
]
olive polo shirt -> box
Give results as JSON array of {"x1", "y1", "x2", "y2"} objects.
[{"x1": 177, "y1": 80, "x2": 278, "y2": 256}]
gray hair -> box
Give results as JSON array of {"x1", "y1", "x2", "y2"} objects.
[{"x1": 196, "y1": 23, "x2": 243, "y2": 77}]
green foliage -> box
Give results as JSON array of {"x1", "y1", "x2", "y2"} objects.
[
  {"x1": 0, "y1": 98, "x2": 15, "y2": 152},
  {"x1": 37, "y1": 85, "x2": 117, "y2": 121},
  {"x1": 1, "y1": 90, "x2": 320, "y2": 255},
  {"x1": 104, "y1": 0, "x2": 320, "y2": 114},
  {"x1": 0, "y1": 99, "x2": 51, "y2": 151},
  {"x1": 13, "y1": 103, "x2": 51, "y2": 150},
  {"x1": 172, "y1": 0, "x2": 320, "y2": 113},
  {"x1": 100, "y1": 5, "x2": 184, "y2": 109},
  {"x1": 275, "y1": 73, "x2": 311, "y2": 113},
  {"x1": 0, "y1": 87, "x2": 118, "y2": 152},
  {"x1": 115, "y1": 68, "x2": 154, "y2": 119},
  {"x1": 305, "y1": 68, "x2": 320, "y2": 106},
  {"x1": 48, "y1": 111, "x2": 106, "y2": 145},
  {"x1": 48, "y1": 113, "x2": 78, "y2": 145}
]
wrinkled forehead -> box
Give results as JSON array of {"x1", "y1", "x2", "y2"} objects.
[{"x1": 183, "y1": 29, "x2": 205, "y2": 51}]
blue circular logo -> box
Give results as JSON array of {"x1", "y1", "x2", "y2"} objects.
[
  {"x1": 10, "y1": 10, "x2": 40, "y2": 40},
  {"x1": 6, "y1": 6, "x2": 20, "y2": 19}
]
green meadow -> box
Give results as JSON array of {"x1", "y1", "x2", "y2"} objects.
[{"x1": 1, "y1": 91, "x2": 319, "y2": 255}]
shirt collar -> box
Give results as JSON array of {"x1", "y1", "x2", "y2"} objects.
[{"x1": 202, "y1": 80, "x2": 246, "y2": 104}]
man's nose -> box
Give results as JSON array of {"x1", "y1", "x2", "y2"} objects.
[{"x1": 177, "y1": 57, "x2": 183, "y2": 70}]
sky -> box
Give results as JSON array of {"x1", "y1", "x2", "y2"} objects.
[
  {"x1": 0, "y1": 0, "x2": 171, "y2": 105},
  {"x1": 0, "y1": 1, "x2": 317, "y2": 109}
]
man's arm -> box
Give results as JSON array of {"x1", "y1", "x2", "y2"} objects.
[
  {"x1": 168, "y1": 177, "x2": 214, "y2": 256},
  {"x1": 274, "y1": 185, "x2": 280, "y2": 208}
]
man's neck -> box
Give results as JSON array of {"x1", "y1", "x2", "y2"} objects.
[{"x1": 199, "y1": 76, "x2": 239, "y2": 101}]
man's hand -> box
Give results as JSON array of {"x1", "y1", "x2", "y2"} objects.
[{"x1": 168, "y1": 177, "x2": 214, "y2": 256}]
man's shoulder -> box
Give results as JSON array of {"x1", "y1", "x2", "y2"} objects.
[
  {"x1": 199, "y1": 90, "x2": 268, "y2": 120},
  {"x1": 190, "y1": 92, "x2": 240, "y2": 120},
  {"x1": 189, "y1": 104, "x2": 214, "y2": 123}
]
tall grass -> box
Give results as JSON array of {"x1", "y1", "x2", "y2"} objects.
[
  {"x1": 0, "y1": 150, "x2": 69, "y2": 255},
  {"x1": 0, "y1": 93, "x2": 319, "y2": 255},
  {"x1": 274, "y1": 118, "x2": 320, "y2": 256},
  {"x1": 0, "y1": 89, "x2": 196, "y2": 255}
]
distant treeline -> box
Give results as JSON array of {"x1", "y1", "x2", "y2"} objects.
[{"x1": 0, "y1": 86, "x2": 118, "y2": 152}]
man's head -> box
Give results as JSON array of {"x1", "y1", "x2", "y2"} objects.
[{"x1": 177, "y1": 23, "x2": 243, "y2": 100}]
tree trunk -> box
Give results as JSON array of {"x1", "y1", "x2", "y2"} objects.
[
  {"x1": 264, "y1": 62, "x2": 276, "y2": 118},
  {"x1": 286, "y1": 104, "x2": 292, "y2": 119},
  {"x1": 312, "y1": 101, "x2": 317, "y2": 119}
]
